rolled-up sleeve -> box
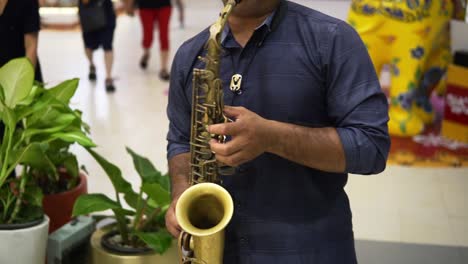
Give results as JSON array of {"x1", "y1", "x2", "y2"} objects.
[
  {"x1": 23, "y1": 0, "x2": 40, "y2": 34},
  {"x1": 166, "y1": 47, "x2": 191, "y2": 160},
  {"x1": 325, "y1": 22, "x2": 390, "y2": 175}
]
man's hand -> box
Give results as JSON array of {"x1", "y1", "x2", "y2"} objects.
[
  {"x1": 165, "y1": 197, "x2": 182, "y2": 238},
  {"x1": 208, "y1": 106, "x2": 272, "y2": 167}
]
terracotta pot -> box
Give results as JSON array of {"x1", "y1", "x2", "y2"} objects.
[
  {"x1": 90, "y1": 228, "x2": 179, "y2": 264},
  {"x1": 43, "y1": 172, "x2": 88, "y2": 233},
  {"x1": 0, "y1": 216, "x2": 49, "y2": 264}
]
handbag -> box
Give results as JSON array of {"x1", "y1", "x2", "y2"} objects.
[{"x1": 79, "y1": 0, "x2": 107, "y2": 33}]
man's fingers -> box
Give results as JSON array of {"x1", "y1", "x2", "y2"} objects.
[
  {"x1": 223, "y1": 106, "x2": 245, "y2": 119},
  {"x1": 215, "y1": 151, "x2": 249, "y2": 167},
  {"x1": 167, "y1": 223, "x2": 181, "y2": 238},
  {"x1": 208, "y1": 121, "x2": 241, "y2": 136},
  {"x1": 210, "y1": 138, "x2": 244, "y2": 156}
]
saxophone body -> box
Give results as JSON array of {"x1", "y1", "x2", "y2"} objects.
[{"x1": 175, "y1": 1, "x2": 240, "y2": 263}]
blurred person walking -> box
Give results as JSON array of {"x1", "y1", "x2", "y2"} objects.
[
  {"x1": 1, "y1": 0, "x2": 42, "y2": 177},
  {"x1": 0, "y1": 0, "x2": 42, "y2": 80},
  {"x1": 79, "y1": 0, "x2": 117, "y2": 92},
  {"x1": 125, "y1": 0, "x2": 172, "y2": 81}
]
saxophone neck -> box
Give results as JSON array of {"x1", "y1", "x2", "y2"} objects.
[{"x1": 208, "y1": 0, "x2": 239, "y2": 45}]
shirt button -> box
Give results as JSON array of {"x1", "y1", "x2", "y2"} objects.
[{"x1": 240, "y1": 237, "x2": 248, "y2": 244}]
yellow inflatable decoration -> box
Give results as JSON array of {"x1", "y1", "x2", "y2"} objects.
[{"x1": 348, "y1": 0, "x2": 462, "y2": 137}]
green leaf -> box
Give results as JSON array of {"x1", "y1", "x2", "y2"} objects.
[
  {"x1": 86, "y1": 148, "x2": 133, "y2": 194},
  {"x1": 62, "y1": 154, "x2": 79, "y2": 179},
  {"x1": 23, "y1": 113, "x2": 76, "y2": 138},
  {"x1": 51, "y1": 130, "x2": 96, "y2": 147},
  {"x1": 123, "y1": 190, "x2": 140, "y2": 210},
  {"x1": 23, "y1": 184, "x2": 43, "y2": 207},
  {"x1": 2, "y1": 106, "x2": 17, "y2": 131},
  {"x1": 16, "y1": 204, "x2": 43, "y2": 224},
  {"x1": 141, "y1": 183, "x2": 171, "y2": 207},
  {"x1": 0, "y1": 58, "x2": 34, "y2": 108},
  {"x1": 134, "y1": 230, "x2": 173, "y2": 254},
  {"x1": 47, "y1": 79, "x2": 79, "y2": 104},
  {"x1": 18, "y1": 143, "x2": 58, "y2": 180},
  {"x1": 126, "y1": 147, "x2": 164, "y2": 185},
  {"x1": 72, "y1": 194, "x2": 121, "y2": 216},
  {"x1": 17, "y1": 84, "x2": 42, "y2": 106},
  {"x1": 16, "y1": 92, "x2": 55, "y2": 121}
]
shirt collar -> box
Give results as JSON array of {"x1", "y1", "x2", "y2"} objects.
[{"x1": 220, "y1": 7, "x2": 278, "y2": 47}]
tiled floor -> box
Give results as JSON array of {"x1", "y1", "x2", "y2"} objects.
[{"x1": 38, "y1": 1, "x2": 468, "y2": 263}]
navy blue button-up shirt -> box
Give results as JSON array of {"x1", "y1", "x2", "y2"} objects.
[{"x1": 167, "y1": 1, "x2": 390, "y2": 263}]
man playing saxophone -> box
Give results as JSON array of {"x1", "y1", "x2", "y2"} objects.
[{"x1": 166, "y1": 0, "x2": 390, "y2": 263}]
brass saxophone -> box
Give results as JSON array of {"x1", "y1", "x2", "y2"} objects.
[{"x1": 175, "y1": 1, "x2": 241, "y2": 263}]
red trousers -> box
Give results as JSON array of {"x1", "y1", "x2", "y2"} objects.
[{"x1": 139, "y1": 7, "x2": 172, "y2": 51}]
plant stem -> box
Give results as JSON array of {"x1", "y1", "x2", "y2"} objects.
[
  {"x1": 0, "y1": 127, "x2": 13, "y2": 187},
  {"x1": 132, "y1": 189, "x2": 144, "y2": 231},
  {"x1": 139, "y1": 206, "x2": 161, "y2": 231},
  {"x1": 114, "y1": 209, "x2": 129, "y2": 244},
  {"x1": 114, "y1": 192, "x2": 129, "y2": 244},
  {"x1": 8, "y1": 170, "x2": 27, "y2": 224}
]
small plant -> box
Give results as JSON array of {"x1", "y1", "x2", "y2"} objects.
[
  {"x1": 0, "y1": 58, "x2": 95, "y2": 224},
  {"x1": 73, "y1": 147, "x2": 172, "y2": 254}
]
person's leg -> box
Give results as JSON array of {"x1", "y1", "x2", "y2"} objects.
[
  {"x1": 83, "y1": 30, "x2": 99, "y2": 81},
  {"x1": 139, "y1": 8, "x2": 157, "y2": 69},
  {"x1": 155, "y1": 6, "x2": 172, "y2": 80},
  {"x1": 85, "y1": 47, "x2": 97, "y2": 81},
  {"x1": 102, "y1": 26, "x2": 116, "y2": 92}
]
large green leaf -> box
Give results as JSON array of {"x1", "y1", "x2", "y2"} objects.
[
  {"x1": 141, "y1": 183, "x2": 171, "y2": 207},
  {"x1": 47, "y1": 78, "x2": 79, "y2": 104},
  {"x1": 126, "y1": 147, "x2": 165, "y2": 185},
  {"x1": 51, "y1": 130, "x2": 96, "y2": 147},
  {"x1": 23, "y1": 113, "x2": 76, "y2": 138},
  {"x1": 0, "y1": 58, "x2": 34, "y2": 108},
  {"x1": 134, "y1": 230, "x2": 172, "y2": 254},
  {"x1": 17, "y1": 143, "x2": 58, "y2": 180},
  {"x1": 123, "y1": 190, "x2": 140, "y2": 210},
  {"x1": 72, "y1": 194, "x2": 121, "y2": 216},
  {"x1": 17, "y1": 84, "x2": 42, "y2": 106},
  {"x1": 16, "y1": 92, "x2": 55, "y2": 121},
  {"x1": 25, "y1": 93, "x2": 78, "y2": 127},
  {"x1": 86, "y1": 148, "x2": 133, "y2": 194},
  {"x1": 62, "y1": 154, "x2": 79, "y2": 179}
]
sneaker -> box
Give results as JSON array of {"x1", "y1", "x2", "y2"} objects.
[
  {"x1": 88, "y1": 65, "x2": 97, "y2": 81},
  {"x1": 140, "y1": 54, "x2": 149, "y2": 69},
  {"x1": 105, "y1": 78, "x2": 116, "y2": 93},
  {"x1": 159, "y1": 69, "x2": 170, "y2": 81}
]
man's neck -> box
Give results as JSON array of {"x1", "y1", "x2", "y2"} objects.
[
  {"x1": 228, "y1": 1, "x2": 279, "y2": 47},
  {"x1": 0, "y1": 0, "x2": 8, "y2": 16}
]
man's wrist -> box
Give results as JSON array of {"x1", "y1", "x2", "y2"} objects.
[{"x1": 263, "y1": 119, "x2": 280, "y2": 154}]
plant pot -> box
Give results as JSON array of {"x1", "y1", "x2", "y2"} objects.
[
  {"x1": 90, "y1": 228, "x2": 179, "y2": 264},
  {"x1": 0, "y1": 216, "x2": 49, "y2": 264},
  {"x1": 43, "y1": 172, "x2": 88, "y2": 233}
]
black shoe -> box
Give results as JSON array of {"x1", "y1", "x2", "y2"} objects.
[
  {"x1": 105, "y1": 79, "x2": 116, "y2": 93},
  {"x1": 140, "y1": 54, "x2": 149, "y2": 69},
  {"x1": 159, "y1": 69, "x2": 170, "y2": 81},
  {"x1": 88, "y1": 65, "x2": 97, "y2": 81}
]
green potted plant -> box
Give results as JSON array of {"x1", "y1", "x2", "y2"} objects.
[
  {"x1": 27, "y1": 77, "x2": 94, "y2": 233},
  {"x1": 73, "y1": 147, "x2": 178, "y2": 264},
  {"x1": 0, "y1": 58, "x2": 96, "y2": 264}
]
